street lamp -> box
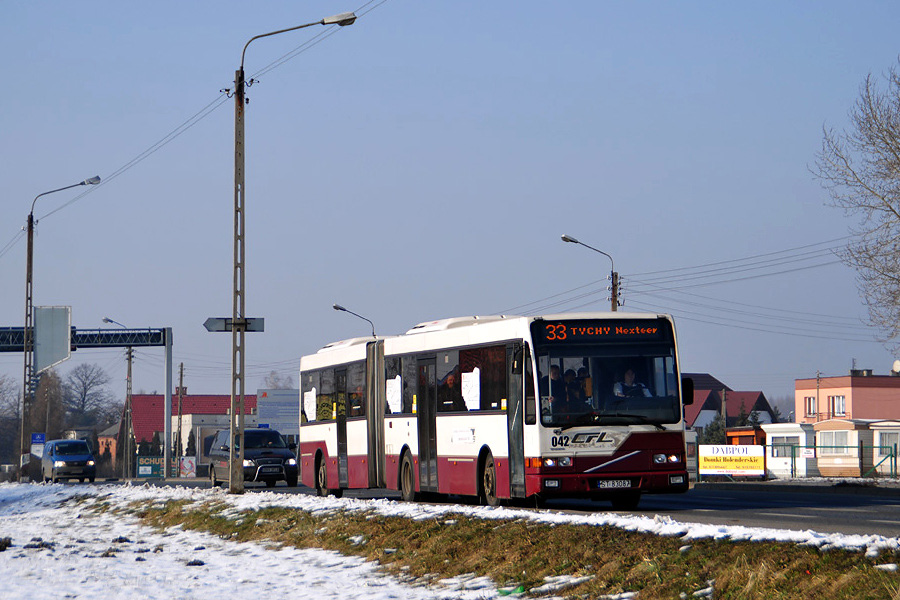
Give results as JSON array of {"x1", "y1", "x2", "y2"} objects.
[
  {"x1": 333, "y1": 303, "x2": 376, "y2": 338},
  {"x1": 103, "y1": 317, "x2": 134, "y2": 480},
  {"x1": 561, "y1": 234, "x2": 619, "y2": 312},
  {"x1": 226, "y1": 12, "x2": 356, "y2": 494},
  {"x1": 19, "y1": 175, "x2": 100, "y2": 480}
]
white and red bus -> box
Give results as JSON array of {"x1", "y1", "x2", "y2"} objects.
[{"x1": 299, "y1": 312, "x2": 694, "y2": 509}]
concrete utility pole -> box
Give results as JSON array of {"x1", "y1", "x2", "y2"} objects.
[
  {"x1": 816, "y1": 370, "x2": 821, "y2": 423},
  {"x1": 20, "y1": 176, "x2": 100, "y2": 481},
  {"x1": 176, "y1": 363, "x2": 184, "y2": 468},
  {"x1": 225, "y1": 11, "x2": 356, "y2": 494},
  {"x1": 125, "y1": 347, "x2": 133, "y2": 478}
]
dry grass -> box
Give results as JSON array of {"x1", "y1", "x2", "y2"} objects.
[{"x1": 107, "y1": 498, "x2": 899, "y2": 599}]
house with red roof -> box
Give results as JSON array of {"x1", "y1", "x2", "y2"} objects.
[
  {"x1": 127, "y1": 393, "x2": 258, "y2": 464},
  {"x1": 682, "y1": 373, "x2": 775, "y2": 433}
]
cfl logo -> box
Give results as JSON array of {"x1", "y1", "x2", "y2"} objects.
[{"x1": 572, "y1": 432, "x2": 609, "y2": 445}]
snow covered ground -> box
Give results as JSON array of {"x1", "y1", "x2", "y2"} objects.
[{"x1": 0, "y1": 482, "x2": 898, "y2": 599}]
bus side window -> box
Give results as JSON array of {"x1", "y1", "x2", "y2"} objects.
[
  {"x1": 401, "y1": 355, "x2": 417, "y2": 414},
  {"x1": 525, "y1": 346, "x2": 536, "y2": 425},
  {"x1": 318, "y1": 368, "x2": 335, "y2": 421}
]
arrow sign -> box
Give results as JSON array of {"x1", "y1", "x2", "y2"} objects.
[{"x1": 204, "y1": 317, "x2": 265, "y2": 333}]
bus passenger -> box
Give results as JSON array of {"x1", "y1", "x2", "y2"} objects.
[{"x1": 540, "y1": 365, "x2": 564, "y2": 401}]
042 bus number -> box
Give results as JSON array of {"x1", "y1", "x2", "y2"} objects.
[
  {"x1": 551, "y1": 435, "x2": 570, "y2": 447},
  {"x1": 545, "y1": 324, "x2": 567, "y2": 340}
]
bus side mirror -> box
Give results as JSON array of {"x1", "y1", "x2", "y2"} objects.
[{"x1": 681, "y1": 377, "x2": 694, "y2": 405}]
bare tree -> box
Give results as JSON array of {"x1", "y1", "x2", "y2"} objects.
[
  {"x1": 31, "y1": 370, "x2": 66, "y2": 440},
  {"x1": 0, "y1": 374, "x2": 19, "y2": 420},
  {"x1": 0, "y1": 374, "x2": 21, "y2": 464},
  {"x1": 64, "y1": 363, "x2": 115, "y2": 427},
  {"x1": 263, "y1": 370, "x2": 294, "y2": 389},
  {"x1": 814, "y1": 60, "x2": 900, "y2": 346}
]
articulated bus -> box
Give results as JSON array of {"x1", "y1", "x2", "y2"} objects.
[{"x1": 298, "y1": 312, "x2": 694, "y2": 509}]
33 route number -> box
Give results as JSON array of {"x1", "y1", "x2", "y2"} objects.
[{"x1": 545, "y1": 324, "x2": 567, "y2": 340}]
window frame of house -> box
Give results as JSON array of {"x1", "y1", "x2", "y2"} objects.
[
  {"x1": 818, "y1": 430, "x2": 849, "y2": 455},
  {"x1": 828, "y1": 395, "x2": 846, "y2": 417},
  {"x1": 804, "y1": 396, "x2": 816, "y2": 417},
  {"x1": 770, "y1": 435, "x2": 800, "y2": 458},
  {"x1": 878, "y1": 431, "x2": 899, "y2": 456}
]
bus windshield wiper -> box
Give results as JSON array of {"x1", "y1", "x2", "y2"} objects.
[
  {"x1": 608, "y1": 413, "x2": 665, "y2": 431},
  {"x1": 558, "y1": 412, "x2": 665, "y2": 431},
  {"x1": 558, "y1": 411, "x2": 605, "y2": 431}
]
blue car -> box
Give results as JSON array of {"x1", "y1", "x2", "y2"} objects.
[{"x1": 42, "y1": 439, "x2": 96, "y2": 483}]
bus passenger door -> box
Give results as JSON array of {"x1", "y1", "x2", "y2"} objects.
[
  {"x1": 366, "y1": 341, "x2": 386, "y2": 488},
  {"x1": 335, "y1": 368, "x2": 349, "y2": 488},
  {"x1": 507, "y1": 344, "x2": 526, "y2": 497},
  {"x1": 417, "y1": 358, "x2": 438, "y2": 492}
]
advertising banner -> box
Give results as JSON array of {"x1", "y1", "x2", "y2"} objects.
[
  {"x1": 137, "y1": 456, "x2": 164, "y2": 478},
  {"x1": 699, "y1": 444, "x2": 765, "y2": 476}
]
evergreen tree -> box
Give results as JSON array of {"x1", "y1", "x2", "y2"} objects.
[
  {"x1": 749, "y1": 410, "x2": 761, "y2": 428},
  {"x1": 699, "y1": 413, "x2": 726, "y2": 444},
  {"x1": 186, "y1": 430, "x2": 196, "y2": 457}
]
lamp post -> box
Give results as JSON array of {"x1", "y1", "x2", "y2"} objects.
[
  {"x1": 561, "y1": 234, "x2": 619, "y2": 312},
  {"x1": 102, "y1": 317, "x2": 134, "y2": 479},
  {"x1": 333, "y1": 303, "x2": 376, "y2": 338},
  {"x1": 19, "y1": 176, "x2": 100, "y2": 480},
  {"x1": 226, "y1": 12, "x2": 356, "y2": 494}
]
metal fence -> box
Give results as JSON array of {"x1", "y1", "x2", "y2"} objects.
[{"x1": 767, "y1": 443, "x2": 898, "y2": 479}]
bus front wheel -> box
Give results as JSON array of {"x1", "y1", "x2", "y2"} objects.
[{"x1": 400, "y1": 453, "x2": 417, "y2": 502}]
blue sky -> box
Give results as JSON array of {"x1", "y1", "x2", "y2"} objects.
[{"x1": 2, "y1": 1, "x2": 900, "y2": 407}]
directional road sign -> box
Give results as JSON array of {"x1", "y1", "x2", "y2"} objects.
[{"x1": 203, "y1": 317, "x2": 264, "y2": 333}]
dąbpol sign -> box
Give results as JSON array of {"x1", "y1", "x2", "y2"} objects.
[{"x1": 698, "y1": 444, "x2": 765, "y2": 476}]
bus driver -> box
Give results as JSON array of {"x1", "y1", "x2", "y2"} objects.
[{"x1": 614, "y1": 368, "x2": 652, "y2": 398}]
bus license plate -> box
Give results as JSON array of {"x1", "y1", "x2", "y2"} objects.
[{"x1": 597, "y1": 480, "x2": 631, "y2": 489}]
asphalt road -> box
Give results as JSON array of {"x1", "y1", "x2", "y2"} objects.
[{"x1": 544, "y1": 483, "x2": 900, "y2": 537}]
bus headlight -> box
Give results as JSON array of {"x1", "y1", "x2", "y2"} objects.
[
  {"x1": 543, "y1": 456, "x2": 572, "y2": 468},
  {"x1": 653, "y1": 453, "x2": 681, "y2": 464}
]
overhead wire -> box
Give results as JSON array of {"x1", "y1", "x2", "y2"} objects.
[
  {"x1": 503, "y1": 237, "x2": 854, "y2": 316},
  {"x1": 625, "y1": 297, "x2": 881, "y2": 343},
  {"x1": 4, "y1": 0, "x2": 390, "y2": 257},
  {"x1": 628, "y1": 236, "x2": 853, "y2": 278}
]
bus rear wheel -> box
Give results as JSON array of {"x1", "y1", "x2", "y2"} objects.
[
  {"x1": 481, "y1": 453, "x2": 500, "y2": 507},
  {"x1": 400, "y1": 453, "x2": 417, "y2": 502},
  {"x1": 315, "y1": 458, "x2": 329, "y2": 497}
]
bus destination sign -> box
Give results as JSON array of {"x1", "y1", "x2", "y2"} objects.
[{"x1": 533, "y1": 319, "x2": 667, "y2": 343}]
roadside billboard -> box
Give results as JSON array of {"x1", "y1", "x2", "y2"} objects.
[{"x1": 699, "y1": 444, "x2": 765, "y2": 476}]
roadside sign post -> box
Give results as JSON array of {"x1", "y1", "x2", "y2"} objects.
[{"x1": 204, "y1": 316, "x2": 264, "y2": 493}]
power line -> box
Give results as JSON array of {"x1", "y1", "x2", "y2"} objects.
[
  {"x1": 625, "y1": 298, "x2": 880, "y2": 343},
  {"x1": 627, "y1": 247, "x2": 842, "y2": 288},
  {"x1": 4, "y1": 0, "x2": 391, "y2": 257},
  {"x1": 628, "y1": 236, "x2": 852, "y2": 277}
]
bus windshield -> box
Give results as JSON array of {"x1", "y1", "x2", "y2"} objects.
[{"x1": 531, "y1": 318, "x2": 681, "y2": 428}]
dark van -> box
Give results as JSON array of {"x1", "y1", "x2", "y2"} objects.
[
  {"x1": 42, "y1": 439, "x2": 96, "y2": 483},
  {"x1": 208, "y1": 428, "x2": 298, "y2": 488}
]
